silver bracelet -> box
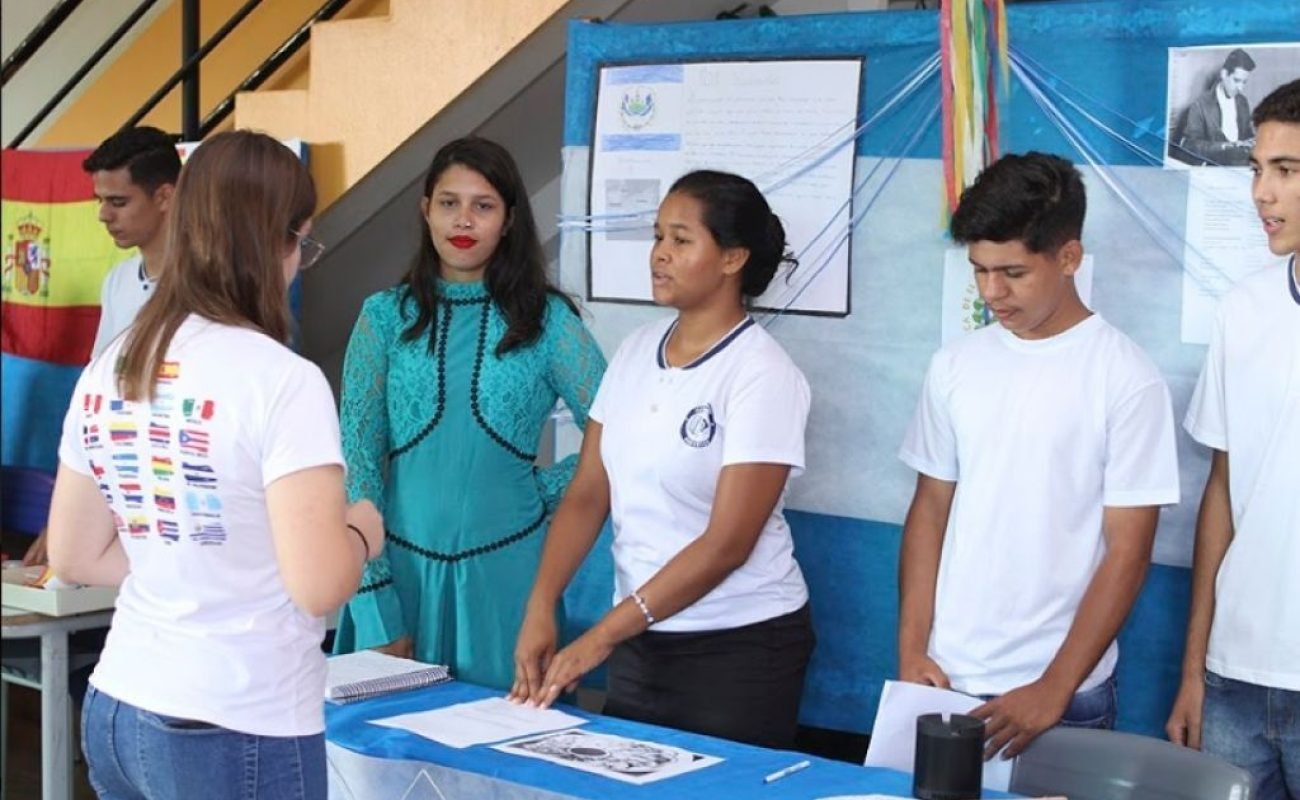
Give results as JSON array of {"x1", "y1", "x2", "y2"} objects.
[{"x1": 630, "y1": 590, "x2": 656, "y2": 625}]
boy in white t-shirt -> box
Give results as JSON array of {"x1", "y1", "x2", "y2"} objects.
[
  {"x1": 898, "y1": 152, "x2": 1180, "y2": 760},
  {"x1": 20, "y1": 127, "x2": 180, "y2": 568},
  {"x1": 84, "y1": 126, "x2": 180, "y2": 359},
  {"x1": 1166, "y1": 79, "x2": 1300, "y2": 799}
]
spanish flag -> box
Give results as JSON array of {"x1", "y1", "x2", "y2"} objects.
[{"x1": 2, "y1": 148, "x2": 125, "y2": 471}]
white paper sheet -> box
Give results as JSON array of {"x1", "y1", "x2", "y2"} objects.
[
  {"x1": 941, "y1": 248, "x2": 1095, "y2": 345},
  {"x1": 588, "y1": 59, "x2": 861, "y2": 315},
  {"x1": 1180, "y1": 168, "x2": 1289, "y2": 343},
  {"x1": 370, "y1": 697, "x2": 587, "y2": 749},
  {"x1": 863, "y1": 680, "x2": 1014, "y2": 792},
  {"x1": 494, "y1": 728, "x2": 721, "y2": 785}
]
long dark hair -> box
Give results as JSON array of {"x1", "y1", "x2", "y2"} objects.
[
  {"x1": 118, "y1": 131, "x2": 314, "y2": 400},
  {"x1": 399, "y1": 136, "x2": 573, "y2": 355}
]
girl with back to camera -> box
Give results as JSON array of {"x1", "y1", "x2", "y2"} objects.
[
  {"x1": 511, "y1": 169, "x2": 815, "y2": 749},
  {"x1": 332, "y1": 137, "x2": 606, "y2": 690},
  {"x1": 48, "y1": 130, "x2": 384, "y2": 799}
]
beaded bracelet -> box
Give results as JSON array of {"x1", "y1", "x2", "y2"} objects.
[
  {"x1": 631, "y1": 590, "x2": 656, "y2": 626},
  {"x1": 347, "y1": 523, "x2": 370, "y2": 560}
]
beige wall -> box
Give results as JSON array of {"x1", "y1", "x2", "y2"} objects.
[
  {"x1": 1, "y1": 0, "x2": 170, "y2": 146},
  {"x1": 236, "y1": 0, "x2": 571, "y2": 209}
]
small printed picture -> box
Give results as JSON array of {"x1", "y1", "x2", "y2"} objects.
[
  {"x1": 493, "y1": 729, "x2": 722, "y2": 785},
  {"x1": 602, "y1": 179, "x2": 659, "y2": 241},
  {"x1": 1164, "y1": 43, "x2": 1300, "y2": 169}
]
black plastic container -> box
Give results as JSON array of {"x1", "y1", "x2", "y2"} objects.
[{"x1": 912, "y1": 712, "x2": 985, "y2": 800}]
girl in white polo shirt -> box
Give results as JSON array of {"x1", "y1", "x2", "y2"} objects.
[
  {"x1": 47, "y1": 131, "x2": 384, "y2": 800},
  {"x1": 510, "y1": 170, "x2": 814, "y2": 748}
]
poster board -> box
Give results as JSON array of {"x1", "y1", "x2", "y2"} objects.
[{"x1": 588, "y1": 59, "x2": 861, "y2": 315}]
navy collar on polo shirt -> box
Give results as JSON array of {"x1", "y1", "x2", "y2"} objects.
[
  {"x1": 656, "y1": 316, "x2": 755, "y2": 370},
  {"x1": 138, "y1": 259, "x2": 155, "y2": 289}
]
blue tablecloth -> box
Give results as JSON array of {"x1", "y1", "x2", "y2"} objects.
[{"x1": 326, "y1": 681, "x2": 1018, "y2": 799}]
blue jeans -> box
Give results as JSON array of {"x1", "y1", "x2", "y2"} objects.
[
  {"x1": 81, "y1": 685, "x2": 327, "y2": 800},
  {"x1": 1058, "y1": 674, "x2": 1118, "y2": 729},
  {"x1": 1202, "y1": 671, "x2": 1300, "y2": 800}
]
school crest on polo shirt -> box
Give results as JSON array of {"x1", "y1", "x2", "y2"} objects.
[{"x1": 680, "y1": 404, "x2": 716, "y2": 448}]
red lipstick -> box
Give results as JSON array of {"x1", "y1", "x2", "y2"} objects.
[{"x1": 449, "y1": 236, "x2": 477, "y2": 249}]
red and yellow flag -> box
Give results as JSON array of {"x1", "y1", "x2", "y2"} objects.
[{"x1": 2, "y1": 148, "x2": 123, "y2": 366}]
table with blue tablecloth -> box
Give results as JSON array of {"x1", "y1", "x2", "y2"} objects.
[{"x1": 325, "y1": 681, "x2": 1019, "y2": 799}]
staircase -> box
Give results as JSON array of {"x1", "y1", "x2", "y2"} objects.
[{"x1": 235, "y1": 0, "x2": 574, "y2": 210}]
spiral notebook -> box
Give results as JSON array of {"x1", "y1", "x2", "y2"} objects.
[{"x1": 325, "y1": 651, "x2": 452, "y2": 703}]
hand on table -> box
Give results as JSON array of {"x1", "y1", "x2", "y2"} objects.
[
  {"x1": 970, "y1": 678, "x2": 1072, "y2": 760},
  {"x1": 515, "y1": 628, "x2": 613, "y2": 709},
  {"x1": 508, "y1": 607, "x2": 558, "y2": 705},
  {"x1": 22, "y1": 528, "x2": 49, "y2": 566}
]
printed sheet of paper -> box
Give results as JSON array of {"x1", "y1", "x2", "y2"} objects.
[
  {"x1": 1180, "y1": 168, "x2": 1289, "y2": 343},
  {"x1": 863, "y1": 680, "x2": 1013, "y2": 791},
  {"x1": 370, "y1": 697, "x2": 587, "y2": 749},
  {"x1": 494, "y1": 728, "x2": 721, "y2": 785},
  {"x1": 589, "y1": 59, "x2": 861, "y2": 314},
  {"x1": 941, "y1": 248, "x2": 1095, "y2": 344}
]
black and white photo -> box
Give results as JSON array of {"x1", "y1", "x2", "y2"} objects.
[
  {"x1": 494, "y1": 729, "x2": 722, "y2": 785},
  {"x1": 1165, "y1": 43, "x2": 1300, "y2": 168}
]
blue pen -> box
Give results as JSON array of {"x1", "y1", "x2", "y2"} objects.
[{"x1": 762, "y1": 759, "x2": 811, "y2": 784}]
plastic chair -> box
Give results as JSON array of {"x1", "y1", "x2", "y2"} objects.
[{"x1": 1010, "y1": 727, "x2": 1253, "y2": 800}]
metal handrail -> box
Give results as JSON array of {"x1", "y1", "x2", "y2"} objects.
[
  {"x1": 119, "y1": 0, "x2": 267, "y2": 135},
  {"x1": 9, "y1": 0, "x2": 352, "y2": 150},
  {"x1": 6, "y1": 0, "x2": 159, "y2": 148},
  {"x1": 1, "y1": 0, "x2": 85, "y2": 87},
  {"x1": 198, "y1": 0, "x2": 355, "y2": 138}
]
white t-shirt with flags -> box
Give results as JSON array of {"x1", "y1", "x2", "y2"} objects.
[
  {"x1": 899, "y1": 314, "x2": 1180, "y2": 696},
  {"x1": 59, "y1": 315, "x2": 344, "y2": 736},
  {"x1": 590, "y1": 316, "x2": 811, "y2": 633},
  {"x1": 1185, "y1": 260, "x2": 1300, "y2": 691}
]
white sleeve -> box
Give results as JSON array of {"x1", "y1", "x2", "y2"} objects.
[
  {"x1": 90, "y1": 269, "x2": 117, "y2": 360},
  {"x1": 898, "y1": 350, "x2": 959, "y2": 481},
  {"x1": 1103, "y1": 377, "x2": 1181, "y2": 507},
  {"x1": 260, "y1": 359, "x2": 345, "y2": 487},
  {"x1": 720, "y1": 358, "x2": 810, "y2": 476},
  {"x1": 589, "y1": 332, "x2": 634, "y2": 426},
  {"x1": 56, "y1": 374, "x2": 95, "y2": 476},
  {"x1": 1183, "y1": 306, "x2": 1228, "y2": 451}
]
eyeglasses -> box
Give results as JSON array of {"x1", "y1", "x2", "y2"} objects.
[{"x1": 293, "y1": 228, "x2": 326, "y2": 269}]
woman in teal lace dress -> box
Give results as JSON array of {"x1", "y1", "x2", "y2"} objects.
[{"x1": 332, "y1": 137, "x2": 606, "y2": 690}]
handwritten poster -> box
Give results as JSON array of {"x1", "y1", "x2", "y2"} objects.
[{"x1": 588, "y1": 59, "x2": 862, "y2": 315}]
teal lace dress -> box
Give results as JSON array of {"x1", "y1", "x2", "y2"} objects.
[{"x1": 332, "y1": 279, "x2": 606, "y2": 690}]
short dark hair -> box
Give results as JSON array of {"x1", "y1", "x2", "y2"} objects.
[
  {"x1": 949, "y1": 152, "x2": 1086, "y2": 254},
  {"x1": 667, "y1": 169, "x2": 797, "y2": 298},
  {"x1": 82, "y1": 126, "x2": 181, "y2": 193},
  {"x1": 1253, "y1": 78, "x2": 1300, "y2": 128},
  {"x1": 1222, "y1": 48, "x2": 1256, "y2": 74}
]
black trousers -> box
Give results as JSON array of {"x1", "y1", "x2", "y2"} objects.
[{"x1": 603, "y1": 603, "x2": 815, "y2": 749}]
